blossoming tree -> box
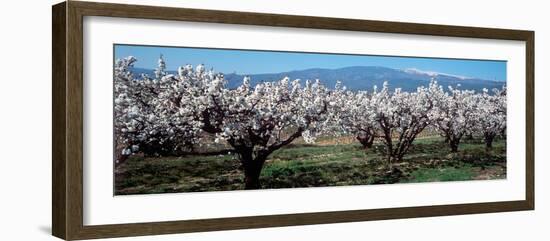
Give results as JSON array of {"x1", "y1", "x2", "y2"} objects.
[
  {"x1": 114, "y1": 56, "x2": 203, "y2": 165},
  {"x1": 369, "y1": 81, "x2": 438, "y2": 163},
  {"x1": 328, "y1": 81, "x2": 377, "y2": 151},
  {"x1": 116, "y1": 56, "x2": 330, "y2": 189},
  {"x1": 475, "y1": 87, "x2": 507, "y2": 148},
  {"x1": 431, "y1": 85, "x2": 479, "y2": 152},
  {"x1": 188, "y1": 75, "x2": 330, "y2": 189}
]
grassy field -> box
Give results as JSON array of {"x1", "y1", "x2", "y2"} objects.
[{"x1": 114, "y1": 136, "x2": 506, "y2": 195}]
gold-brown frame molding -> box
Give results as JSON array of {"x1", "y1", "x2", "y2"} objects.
[{"x1": 52, "y1": 1, "x2": 535, "y2": 240}]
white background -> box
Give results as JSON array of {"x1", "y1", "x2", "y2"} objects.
[
  {"x1": 84, "y1": 16, "x2": 525, "y2": 225},
  {"x1": 0, "y1": 0, "x2": 547, "y2": 240}
]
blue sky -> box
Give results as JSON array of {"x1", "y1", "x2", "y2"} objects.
[{"x1": 114, "y1": 44, "x2": 507, "y2": 81}]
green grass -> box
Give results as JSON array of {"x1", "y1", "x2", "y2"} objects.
[
  {"x1": 406, "y1": 165, "x2": 476, "y2": 182},
  {"x1": 115, "y1": 136, "x2": 506, "y2": 195}
]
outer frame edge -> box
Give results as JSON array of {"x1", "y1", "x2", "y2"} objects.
[
  {"x1": 56, "y1": 1, "x2": 536, "y2": 240},
  {"x1": 52, "y1": 1, "x2": 68, "y2": 240}
]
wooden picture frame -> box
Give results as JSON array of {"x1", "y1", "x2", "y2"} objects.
[{"x1": 52, "y1": 1, "x2": 534, "y2": 240}]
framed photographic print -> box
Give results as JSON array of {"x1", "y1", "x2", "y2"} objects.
[{"x1": 52, "y1": 1, "x2": 534, "y2": 240}]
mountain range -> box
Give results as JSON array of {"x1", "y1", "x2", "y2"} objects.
[{"x1": 129, "y1": 66, "x2": 505, "y2": 93}]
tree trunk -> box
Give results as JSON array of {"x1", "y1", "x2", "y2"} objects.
[
  {"x1": 393, "y1": 154, "x2": 404, "y2": 163},
  {"x1": 237, "y1": 149, "x2": 267, "y2": 190},
  {"x1": 450, "y1": 143, "x2": 459, "y2": 152},
  {"x1": 484, "y1": 133, "x2": 495, "y2": 149},
  {"x1": 243, "y1": 157, "x2": 266, "y2": 189},
  {"x1": 380, "y1": 127, "x2": 393, "y2": 165},
  {"x1": 449, "y1": 138, "x2": 460, "y2": 152},
  {"x1": 356, "y1": 131, "x2": 375, "y2": 152}
]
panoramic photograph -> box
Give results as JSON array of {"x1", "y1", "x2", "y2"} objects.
[{"x1": 113, "y1": 44, "x2": 507, "y2": 195}]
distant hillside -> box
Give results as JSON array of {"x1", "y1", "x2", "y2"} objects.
[{"x1": 129, "y1": 66, "x2": 505, "y2": 93}]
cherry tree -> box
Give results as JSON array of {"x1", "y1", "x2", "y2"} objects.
[
  {"x1": 475, "y1": 87, "x2": 507, "y2": 148},
  {"x1": 114, "y1": 55, "x2": 152, "y2": 164},
  {"x1": 115, "y1": 56, "x2": 331, "y2": 189},
  {"x1": 328, "y1": 81, "x2": 377, "y2": 151},
  {"x1": 431, "y1": 85, "x2": 479, "y2": 152},
  {"x1": 114, "y1": 55, "x2": 203, "y2": 164},
  {"x1": 369, "y1": 81, "x2": 438, "y2": 163},
  {"x1": 189, "y1": 76, "x2": 330, "y2": 189}
]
